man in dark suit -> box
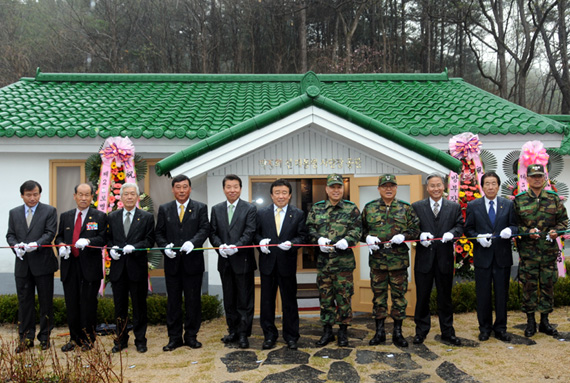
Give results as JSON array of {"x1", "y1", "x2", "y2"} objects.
[
  {"x1": 55, "y1": 183, "x2": 107, "y2": 352},
  {"x1": 155, "y1": 174, "x2": 210, "y2": 351},
  {"x1": 6, "y1": 180, "x2": 58, "y2": 352},
  {"x1": 255, "y1": 179, "x2": 307, "y2": 350},
  {"x1": 412, "y1": 173, "x2": 464, "y2": 346},
  {"x1": 465, "y1": 171, "x2": 517, "y2": 342},
  {"x1": 210, "y1": 174, "x2": 257, "y2": 349},
  {"x1": 107, "y1": 183, "x2": 155, "y2": 353}
]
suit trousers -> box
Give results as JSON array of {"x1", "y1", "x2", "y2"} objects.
[
  {"x1": 475, "y1": 257, "x2": 511, "y2": 334},
  {"x1": 165, "y1": 271, "x2": 202, "y2": 342},
  {"x1": 63, "y1": 257, "x2": 99, "y2": 345},
  {"x1": 220, "y1": 266, "x2": 254, "y2": 336},
  {"x1": 414, "y1": 263, "x2": 455, "y2": 337},
  {"x1": 112, "y1": 271, "x2": 148, "y2": 347},
  {"x1": 260, "y1": 268, "x2": 300, "y2": 342},
  {"x1": 15, "y1": 272, "x2": 54, "y2": 342}
]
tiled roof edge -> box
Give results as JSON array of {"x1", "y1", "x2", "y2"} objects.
[
  {"x1": 155, "y1": 94, "x2": 313, "y2": 176},
  {"x1": 311, "y1": 95, "x2": 463, "y2": 173}
]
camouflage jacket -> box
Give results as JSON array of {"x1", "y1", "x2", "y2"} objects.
[
  {"x1": 361, "y1": 198, "x2": 420, "y2": 270},
  {"x1": 514, "y1": 188, "x2": 569, "y2": 260},
  {"x1": 306, "y1": 199, "x2": 362, "y2": 272}
]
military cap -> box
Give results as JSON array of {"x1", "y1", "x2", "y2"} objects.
[
  {"x1": 378, "y1": 174, "x2": 397, "y2": 186},
  {"x1": 326, "y1": 173, "x2": 344, "y2": 186},
  {"x1": 527, "y1": 164, "x2": 545, "y2": 176}
]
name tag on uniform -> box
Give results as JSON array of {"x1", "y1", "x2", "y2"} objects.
[
  {"x1": 519, "y1": 205, "x2": 535, "y2": 211},
  {"x1": 86, "y1": 222, "x2": 98, "y2": 230}
]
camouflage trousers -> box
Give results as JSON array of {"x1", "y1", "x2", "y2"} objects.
[
  {"x1": 519, "y1": 257, "x2": 558, "y2": 314},
  {"x1": 370, "y1": 268, "x2": 408, "y2": 320},
  {"x1": 317, "y1": 270, "x2": 354, "y2": 326}
]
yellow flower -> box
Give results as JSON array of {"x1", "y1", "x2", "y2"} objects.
[
  {"x1": 94, "y1": 201, "x2": 98, "y2": 207},
  {"x1": 116, "y1": 172, "x2": 125, "y2": 181},
  {"x1": 111, "y1": 161, "x2": 117, "y2": 169},
  {"x1": 459, "y1": 191, "x2": 465, "y2": 198},
  {"x1": 474, "y1": 193, "x2": 481, "y2": 199},
  {"x1": 105, "y1": 260, "x2": 111, "y2": 268},
  {"x1": 459, "y1": 237, "x2": 468, "y2": 244},
  {"x1": 463, "y1": 244, "x2": 471, "y2": 251}
]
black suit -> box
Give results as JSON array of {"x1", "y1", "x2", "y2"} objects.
[
  {"x1": 6, "y1": 202, "x2": 58, "y2": 343},
  {"x1": 412, "y1": 198, "x2": 463, "y2": 338},
  {"x1": 107, "y1": 208, "x2": 155, "y2": 347},
  {"x1": 465, "y1": 197, "x2": 517, "y2": 334},
  {"x1": 254, "y1": 204, "x2": 307, "y2": 343},
  {"x1": 210, "y1": 199, "x2": 257, "y2": 337},
  {"x1": 55, "y1": 207, "x2": 107, "y2": 345},
  {"x1": 155, "y1": 199, "x2": 209, "y2": 343}
]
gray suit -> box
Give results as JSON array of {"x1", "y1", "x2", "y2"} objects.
[
  {"x1": 209, "y1": 199, "x2": 257, "y2": 336},
  {"x1": 412, "y1": 198, "x2": 463, "y2": 338},
  {"x1": 6, "y1": 202, "x2": 58, "y2": 342}
]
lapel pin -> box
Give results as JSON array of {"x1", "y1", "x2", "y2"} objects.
[{"x1": 189, "y1": 210, "x2": 192, "y2": 213}]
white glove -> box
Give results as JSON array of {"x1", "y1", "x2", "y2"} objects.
[
  {"x1": 218, "y1": 244, "x2": 228, "y2": 258},
  {"x1": 75, "y1": 238, "x2": 89, "y2": 250},
  {"x1": 477, "y1": 234, "x2": 493, "y2": 248},
  {"x1": 123, "y1": 244, "x2": 135, "y2": 254},
  {"x1": 110, "y1": 246, "x2": 121, "y2": 260},
  {"x1": 441, "y1": 232, "x2": 454, "y2": 243},
  {"x1": 420, "y1": 232, "x2": 434, "y2": 247},
  {"x1": 318, "y1": 237, "x2": 332, "y2": 253},
  {"x1": 24, "y1": 242, "x2": 38, "y2": 252},
  {"x1": 164, "y1": 243, "x2": 176, "y2": 259},
  {"x1": 15, "y1": 243, "x2": 26, "y2": 260},
  {"x1": 259, "y1": 238, "x2": 271, "y2": 254},
  {"x1": 335, "y1": 238, "x2": 349, "y2": 250},
  {"x1": 180, "y1": 241, "x2": 194, "y2": 254},
  {"x1": 546, "y1": 233, "x2": 553, "y2": 242},
  {"x1": 225, "y1": 245, "x2": 238, "y2": 256},
  {"x1": 59, "y1": 246, "x2": 71, "y2": 260},
  {"x1": 500, "y1": 227, "x2": 512, "y2": 239},
  {"x1": 366, "y1": 235, "x2": 380, "y2": 252},
  {"x1": 278, "y1": 241, "x2": 292, "y2": 251},
  {"x1": 390, "y1": 234, "x2": 405, "y2": 245}
]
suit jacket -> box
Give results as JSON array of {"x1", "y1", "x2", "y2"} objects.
[
  {"x1": 254, "y1": 204, "x2": 307, "y2": 277},
  {"x1": 412, "y1": 198, "x2": 464, "y2": 274},
  {"x1": 55, "y1": 207, "x2": 107, "y2": 283},
  {"x1": 210, "y1": 199, "x2": 257, "y2": 275},
  {"x1": 107, "y1": 208, "x2": 155, "y2": 282},
  {"x1": 6, "y1": 202, "x2": 58, "y2": 277},
  {"x1": 155, "y1": 199, "x2": 210, "y2": 276},
  {"x1": 465, "y1": 196, "x2": 517, "y2": 269}
]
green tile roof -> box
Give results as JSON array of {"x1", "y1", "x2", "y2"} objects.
[{"x1": 0, "y1": 69, "x2": 566, "y2": 173}]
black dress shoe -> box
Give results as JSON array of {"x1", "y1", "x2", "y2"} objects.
[
  {"x1": 112, "y1": 344, "x2": 127, "y2": 353},
  {"x1": 287, "y1": 340, "x2": 298, "y2": 350},
  {"x1": 136, "y1": 344, "x2": 148, "y2": 353},
  {"x1": 262, "y1": 339, "x2": 276, "y2": 350},
  {"x1": 238, "y1": 335, "x2": 249, "y2": 349},
  {"x1": 81, "y1": 343, "x2": 93, "y2": 352},
  {"x1": 441, "y1": 334, "x2": 461, "y2": 346},
  {"x1": 412, "y1": 334, "x2": 425, "y2": 344},
  {"x1": 185, "y1": 339, "x2": 202, "y2": 349},
  {"x1": 61, "y1": 341, "x2": 75, "y2": 352},
  {"x1": 163, "y1": 340, "x2": 183, "y2": 352},
  {"x1": 221, "y1": 333, "x2": 238, "y2": 344},
  {"x1": 478, "y1": 332, "x2": 490, "y2": 341},
  {"x1": 40, "y1": 341, "x2": 50, "y2": 351},
  {"x1": 494, "y1": 331, "x2": 511, "y2": 342},
  {"x1": 15, "y1": 339, "x2": 33, "y2": 353}
]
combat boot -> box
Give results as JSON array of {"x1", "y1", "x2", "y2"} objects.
[
  {"x1": 392, "y1": 319, "x2": 408, "y2": 347},
  {"x1": 316, "y1": 325, "x2": 335, "y2": 347},
  {"x1": 538, "y1": 313, "x2": 559, "y2": 336},
  {"x1": 369, "y1": 319, "x2": 386, "y2": 345},
  {"x1": 524, "y1": 312, "x2": 537, "y2": 337},
  {"x1": 337, "y1": 325, "x2": 349, "y2": 347}
]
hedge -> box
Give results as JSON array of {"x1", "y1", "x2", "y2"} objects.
[{"x1": 0, "y1": 294, "x2": 223, "y2": 327}]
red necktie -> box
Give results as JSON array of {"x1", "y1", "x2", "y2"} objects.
[{"x1": 71, "y1": 212, "x2": 82, "y2": 257}]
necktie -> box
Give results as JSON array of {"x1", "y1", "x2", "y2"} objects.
[
  {"x1": 179, "y1": 204, "x2": 185, "y2": 223},
  {"x1": 433, "y1": 202, "x2": 439, "y2": 217},
  {"x1": 26, "y1": 208, "x2": 33, "y2": 227},
  {"x1": 71, "y1": 212, "x2": 82, "y2": 257},
  {"x1": 275, "y1": 208, "x2": 282, "y2": 235},
  {"x1": 228, "y1": 204, "x2": 234, "y2": 224},
  {"x1": 489, "y1": 200, "x2": 496, "y2": 225},
  {"x1": 124, "y1": 211, "x2": 131, "y2": 236}
]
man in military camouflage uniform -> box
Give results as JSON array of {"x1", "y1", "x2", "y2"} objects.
[
  {"x1": 306, "y1": 173, "x2": 362, "y2": 347},
  {"x1": 514, "y1": 164, "x2": 568, "y2": 337},
  {"x1": 362, "y1": 174, "x2": 420, "y2": 347}
]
